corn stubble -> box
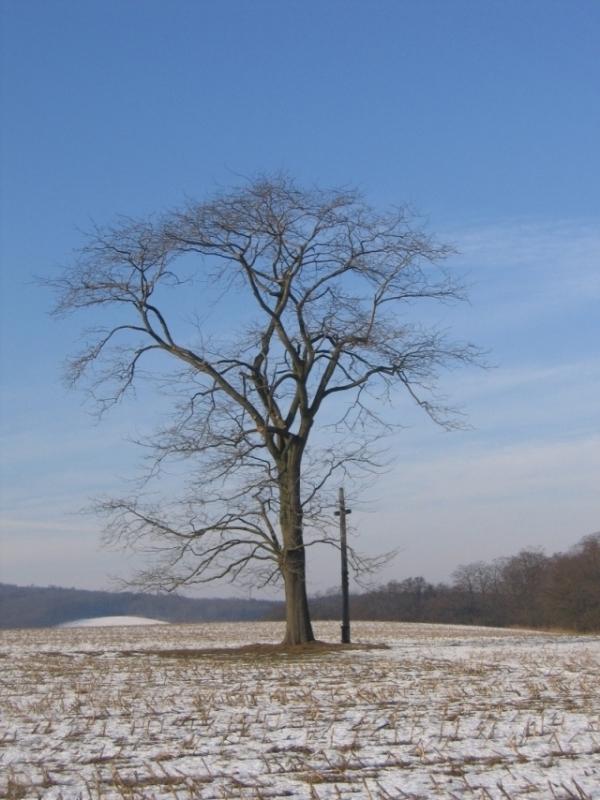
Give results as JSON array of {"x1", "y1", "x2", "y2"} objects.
[{"x1": 1, "y1": 621, "x2": 599, "y2": 799}]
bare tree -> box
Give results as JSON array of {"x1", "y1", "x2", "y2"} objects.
[
  {"x1": 545, "y1": 534, "x2": 600, "y2": 631},
  {"x1": 500, "y1": 548, "x2": 549, "y2": 628},
  {"x1": 452, "y1": 561, "x2": 495, "y2": 603},
  {"x1": 47, "y1": 176, "x2": 481, "y2": 644},
  {"x1": 452, "y1": 559, "x2": 506, "y2": 624}
]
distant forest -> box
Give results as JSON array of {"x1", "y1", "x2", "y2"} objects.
[
  {"x1": 284, "y1": 532, "x2": 600, "y2": 634},
  {"x1": 0, "y1": 584, "x2": 278, "y2": 629},
  {"x1": 3, "y1": 532, "x2": 600, "y2": 632}
]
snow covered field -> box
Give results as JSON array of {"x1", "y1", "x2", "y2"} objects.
[{"x1": 2, "y1": 620, "x2": 600, "y2": 799}]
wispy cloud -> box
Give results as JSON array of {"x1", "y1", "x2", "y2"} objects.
[{"x1": 454, "y1": 219, "x2": 600, "y2": 329}]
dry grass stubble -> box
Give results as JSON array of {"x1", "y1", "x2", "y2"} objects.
[{"x1": 1, "y1": 621, "x2": 599, "y2": 799}]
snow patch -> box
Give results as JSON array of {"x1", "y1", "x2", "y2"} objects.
[
  {"x1": 57, "y1": 615, "x2": 168, "y2": 627},
  {"x1": 3, "y1": 621, "x2": 600, "y2": 799}
]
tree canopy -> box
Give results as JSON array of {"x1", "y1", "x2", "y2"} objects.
[{"x1": 48, "y1": 175, "x2": 481, "y2": 643}]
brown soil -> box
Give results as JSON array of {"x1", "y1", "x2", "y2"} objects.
[{"x1": 120, "y1": 640, "x2": 389, "y2": 660}]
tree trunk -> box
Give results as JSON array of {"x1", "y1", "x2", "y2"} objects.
[
  {"x1": 282, "y1": 548, "x2": 314, "y2": 644},
  {"x1": 278, "y1": 446, "x2": 315, "y2": 645}
]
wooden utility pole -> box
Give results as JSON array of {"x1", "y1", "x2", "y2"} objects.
[{"x1": 334, "y1": 487, "x2": 351, "y2": 643}]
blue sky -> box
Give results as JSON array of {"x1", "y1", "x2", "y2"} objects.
[{"x1": 1, "y1": 0, "x2": 598, "y2": 596}]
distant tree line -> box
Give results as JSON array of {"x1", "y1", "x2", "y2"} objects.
[
  {"x1": 0, "y1": 584, "x2": 278, "y2": 629},
  {"x1": 4, "y1": 533, "x2": 599, "y2": 631},
  {"x1": 269, "y1": 533, "x2": 600, "y2": 633}
]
